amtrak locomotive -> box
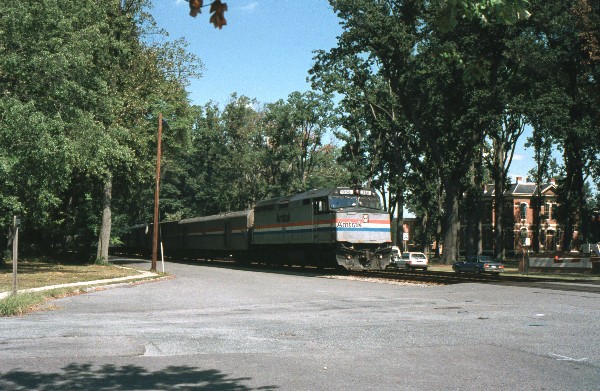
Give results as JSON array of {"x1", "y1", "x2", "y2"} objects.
[{"x1": 121, "y1": 187, "x2": 393, "y2": 270}]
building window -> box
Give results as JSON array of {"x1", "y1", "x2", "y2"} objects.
[{"x1": 520, "y1": 203, "x2": 528, "y2": 220}]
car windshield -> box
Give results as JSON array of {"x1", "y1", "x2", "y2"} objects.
[
  {"x1": 329, "y1": 196, "x2": 382, "y2": 210},
  {"x1": 412, "y1": 253, "x2": 426, "y2": 259}
]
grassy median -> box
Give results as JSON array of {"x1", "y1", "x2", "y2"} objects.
[{"x1": 0, "y1": 258, "x2": 150, "y2": 316}]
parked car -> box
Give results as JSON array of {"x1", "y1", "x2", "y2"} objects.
[
  {"x1": 402, "y1": 252, "x2": 429, "y2": 270},
  {"x1": 453, "y1": 255, "x2": 504, "y2": 275}
]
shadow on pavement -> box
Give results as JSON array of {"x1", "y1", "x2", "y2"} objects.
[{"x1": 0, "y1": 363, "x2": 278, "y2": 390}]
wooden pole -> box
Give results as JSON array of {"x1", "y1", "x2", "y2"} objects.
[{"x1": 151, "y1": 113, "x2": 163, "y2": 272}]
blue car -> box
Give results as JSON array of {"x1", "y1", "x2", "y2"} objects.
[{"x1": 453, "y1": 255, "x2": 504, "y2": 275}]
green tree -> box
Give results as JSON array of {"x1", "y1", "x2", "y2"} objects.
[
  {"x1": 523, "y1": 0, "x2": 599, "y2": 249},
  {"x1": 0, "y1": 0, "x2": 200, "y2": 261},
  {"x1": 263, "y1": 91, "x2": 337, "y2": 194}
]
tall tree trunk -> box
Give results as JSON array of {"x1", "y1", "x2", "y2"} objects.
[
  {"x1": 96, "y1": 175, "x2": 113, "y2": 262},
  {"x1": 464, "y1": 198, "x2": 478, "y2": 257},
  {"x1": 492, "y1": 136, "x2": 507, "y2": 262},
  {"x1": 435, "y1": 184, "x2": 444, "y2": 258},
  {"x1": 440, "y1": 177, "x2": 460, "y2": 264},
  {"x1": 563, "y1": 142, "x2": 586, "y2": 251},
  {"x1": 532, "y1": 151, "x2": 543, "y2": 253},
  {"x1": 464, "y1": 162, "x2": 483, "y2": 257},
  {"x1": 493, "y1": 177, "x2": 505, "y2": 262},
  {"x1": 3, "y1": 225, "x2": 15, "y2": 267},
  {"x1": 394, "y1": 169, "x2": 405, "y2": 247},
  {"x1": 532, "y1": 191, "x2": 541, "y2": 253},
  {"x1": 420, "y1": 211, "x2": 429, "y2": 254}
]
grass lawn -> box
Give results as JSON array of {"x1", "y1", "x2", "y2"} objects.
[
  {"x1": 0, "y1": 259, "x2": 142, "y2": 293},
  {"x1": 0, "y1": 258, "x2": 159, "y2": 316}
]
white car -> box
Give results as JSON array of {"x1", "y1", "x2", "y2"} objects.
[{"x1": 401, "y1": 252, "x2": 429, "y2": 270}]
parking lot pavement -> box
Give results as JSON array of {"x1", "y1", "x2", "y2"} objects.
[{"x1": 0, "y1": 258, "x2": 599, "y2": 390}]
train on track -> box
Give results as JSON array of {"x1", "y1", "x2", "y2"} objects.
[{"x1": 119, "y1": 187, "x2": 393, "y2": 270}]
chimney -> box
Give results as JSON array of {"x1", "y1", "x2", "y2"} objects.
[
  {"x1": 550, "y1": 178, "x2": 556, "y2": 185},
  {"x1": 516, "y1": 176, "x2": 522, "y2": 184}
]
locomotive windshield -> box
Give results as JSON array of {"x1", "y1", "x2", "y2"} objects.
[{"x1": 329, "y1": 195, "x2": 382, "y2": 210}]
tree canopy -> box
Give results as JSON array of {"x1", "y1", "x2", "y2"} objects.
[{"x1": 1, "y1": 0, "x2": 598, "y2": 264}]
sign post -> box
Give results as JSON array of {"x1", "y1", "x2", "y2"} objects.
[
  {"x1": 151, "y1": 113, "x2": 163, "y2": 272},
  {"x1": 12, "y1": 215, "x2": 19, "y2": 295},
  {"x1": 402, "y1": 232, "x2": 409, "y2": 253}
]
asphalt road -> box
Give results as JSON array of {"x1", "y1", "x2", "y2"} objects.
[{"x1": 0, "y1": 258, "x2": 599, "y2": 390}]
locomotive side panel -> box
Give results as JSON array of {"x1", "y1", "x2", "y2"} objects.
[
  {"x1": 252, "y1": 203, "x2": 279, "y2": 245},
  {"x1": 254, "y1": 191, "x2": 334, "y2": 246},
  {"x1": 252, "y1": 193, "x2": 338, "y2": 267},
  {"x1": 312, "y1": 197, "x2": 335, "y2": 244}
]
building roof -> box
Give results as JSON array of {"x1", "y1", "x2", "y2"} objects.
[{"x1": 484, "y1": 179, "x2": 556, "y2": 198}]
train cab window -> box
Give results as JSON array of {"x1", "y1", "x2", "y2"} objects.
[
  {"x1": 330, "y1": 196, "x2": 357, "y2": 209},
  {"x1": 313, "y1": 197, "x2": 329, "y2": 214}
]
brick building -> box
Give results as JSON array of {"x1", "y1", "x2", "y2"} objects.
[{"x1": 462, "y1": 176, "x2": 562, "y2": 257}]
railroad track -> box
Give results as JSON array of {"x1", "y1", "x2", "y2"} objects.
[
  {"x1": 114, "y1": 255, "x2": 600, "y2": 294},
  {"x1": 351, "y1": 268, "x2": 600, "y2": 294}
]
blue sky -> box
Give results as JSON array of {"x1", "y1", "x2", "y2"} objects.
[
  {"x1": 150, "y1": 0, "x2": 548, "y2": 180},
  {"x1": 151, "y1": 1, "x2": 342, "y2": 106}
]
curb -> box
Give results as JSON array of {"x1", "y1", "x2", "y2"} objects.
[{"x1": 0, "y1": 270, "x2": 160, "y2": 300}]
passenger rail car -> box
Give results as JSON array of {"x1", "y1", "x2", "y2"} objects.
[{"x1": 119, "y1": 187, "x2": 392, "y2": 270}]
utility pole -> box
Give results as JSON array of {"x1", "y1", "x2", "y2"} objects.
[{"x1": 151, "y1": 113, "x2": 163, "y2": 272}]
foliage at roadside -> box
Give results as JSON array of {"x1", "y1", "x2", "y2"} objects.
[{"x1": 0, "y1": 288, "x2": 84, "y2": 317}]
